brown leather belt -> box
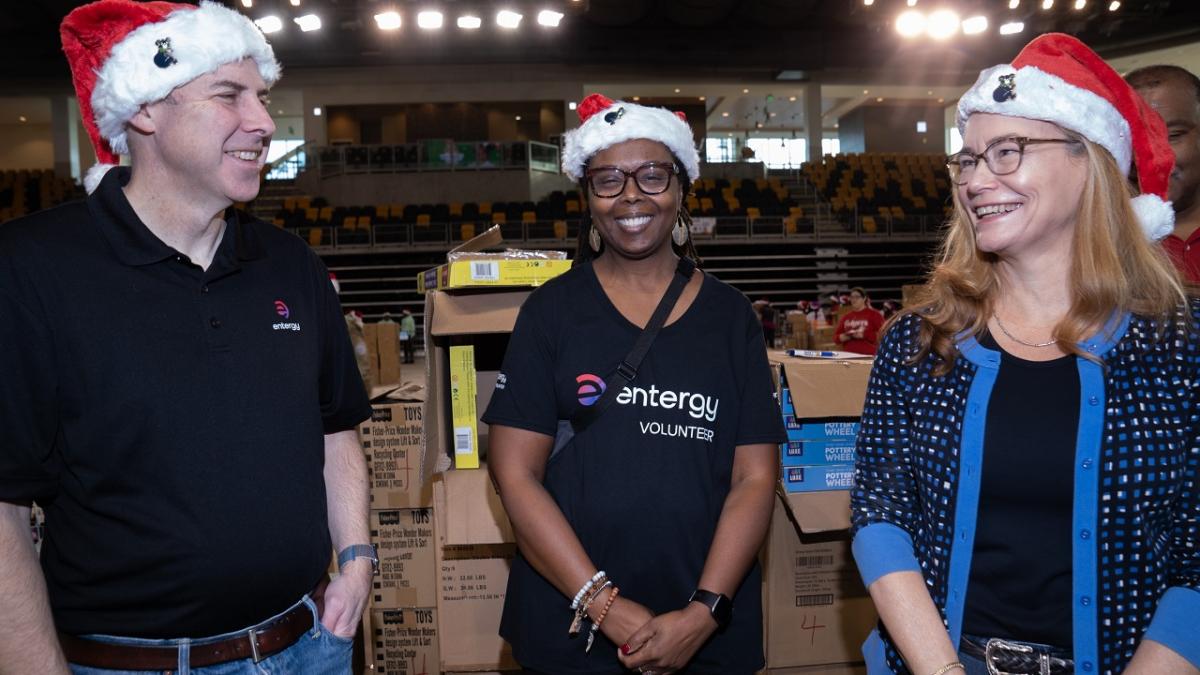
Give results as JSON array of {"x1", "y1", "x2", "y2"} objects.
[{"x1": 59, "y1": 577, "x2": 328, "y2": 670}]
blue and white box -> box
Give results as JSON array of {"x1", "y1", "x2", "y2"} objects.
[
  {"x1": 780, "y1": 440, "x2": 856, "y2": 467},
  {"x1": 783, "y1": 464, "x2": 856, "y2": 493}
]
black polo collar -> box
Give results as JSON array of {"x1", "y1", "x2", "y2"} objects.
[{"x1": 88, "y1": 167, "x2": 266, "y2": 268}]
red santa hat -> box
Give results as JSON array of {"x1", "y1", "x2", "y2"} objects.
[
  {"x1": 561, "y1": 93, "x2": 701, "y2": 183},
  {"x1": 61, "y1": 0, "x2": 281, "y2": 193},
  {"x1": 957, "y1": 33, "x2": 1174, "y2": 240}
]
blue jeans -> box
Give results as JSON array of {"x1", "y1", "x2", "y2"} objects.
[{"x1": 68, "y1": 594, "x2": 351, "y2": 675}]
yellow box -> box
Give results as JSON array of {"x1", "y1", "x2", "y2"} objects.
[
  {"x1": 418, "y1": 258, "x2": 571, "y2": 293},
  {"x1": 448, "y1": 345, "x2": 480, "y2": 469}
]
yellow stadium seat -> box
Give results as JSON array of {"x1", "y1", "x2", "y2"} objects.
[
  {"x1": 565, "y1": 200, "x2": 580, "y2": 214},
  {"x1": 389, "y1": 204, "x2": 403, "y2": 219},
  {"x1": 304, "y1": 208, "x2": 318, "y2": 223},
  {"x1": 492, "y1": 212, "x2": 507, "y2": 224},
  {"x1": 862, "y1": 216, "x2": 877, "y2": 234},
  {"x1": 416, "y1": 213, "x2": 431, "y2": 226},
  {"x1": 342, "y1": 216, "x2": 356, "y2": 228},
  {"x1": 357, "y1": 215, "x2": 371, "y2": 230},
  {"x1": 297, "y1": 197, "x2": 312, "y2": 210},
  {"x1": 271, "y1": 217, "x2": 284, "y2": 227},
  {"x1": 522, "y1": 211, "x2": 537, "y2": 223},
  {"x1": 319, "y1": 206, "x2": 332, "y2": 222},
  {"x1": 784, "y1": 216, "x2": 797, "y2": 234},
  {"x1": 789, "y1": 206, "x2": 804, "y2": 217},
  {"x1": 375, "y1": 205, "x2": 388, "y2": 219},
  {"x1": 307, "y1": 228, "x2": 322, "y2": 246},
  {"x1": 460, "y1": 223, "x2": 475, "y2": 240},
  {"x1": 478, "y1": 202, "x2": 491, "y2": 215},
  {"x1": 283, "y1": 197, "x2": 297, "y2": 211},
  {"x1": 746, "y1": 207, "x2": 761, "y2": 221},
  {"x1": 700, "y1": 197, "x2": 714, "y2": 212},
  {"x1": 449, "y1": 202, "x2": 463, "y2": 217}
]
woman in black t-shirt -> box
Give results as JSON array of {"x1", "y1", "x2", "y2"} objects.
[{"x1": 484, "y1": 94, "x2": 786, "y2": 675}]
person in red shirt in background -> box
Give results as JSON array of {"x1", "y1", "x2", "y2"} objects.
[
  {"x1": 1127, "y1": 65, "x2": 1200, "y2": 284},
  {"x1": 834, "y1": 286, "x2": 884, "y2": 355}
]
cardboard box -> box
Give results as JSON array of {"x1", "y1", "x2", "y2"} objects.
[
  {"x1": 433, "y1": 479, "x2": 518, "y2": 672},
  {"x1": 783, "y1": 417, "x2": 861, "y2": 442},
  {"x1": 763, "y1": 495, "x2": 876, "y2": 669},
  {"x1": 360, "y1": 386, "x2": 432, "y2": 508},
  {"x1": 421, "y1": 289, "x2": 528, "y2": 482},
  {"x1": 438, "y1": 464, "x2": 514, "y2": 546},
  {"x1": 418, "y1": 257, "x2": 571, "y2": 293},
  {"x1": 768, "y1": 353, "x2": 874, "y2": 533},
  {"x1": 782, "y1": 464, "x2": 857, "y2": 493},
  {"x1": 370, "y1": 508, "x2": 438, "y2": 608},
  {"x1": 377, "y1": 321, "x2": 403, "y2": 388},
  {"x1": 811, "y1": 326, "x2": 836, "y2": 350},
  {"x1": 449, "y1": 345, "x2": 481, "y2": 469},
  {"x1": 368, "y1": 607, "x2": 441, "y2": 675},
  {"x1": 781, "y1": 440, "x2": 856, "y2": 466}
]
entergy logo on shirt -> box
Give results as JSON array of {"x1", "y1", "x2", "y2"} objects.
[{"x1": 272, "y1": 299, "x2": 300, "y2": 331}]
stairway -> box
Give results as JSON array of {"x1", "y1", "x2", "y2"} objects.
[{"x1": 250, "y1": 179, "x2": 303, "y2": 221}]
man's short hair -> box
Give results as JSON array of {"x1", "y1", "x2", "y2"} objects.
[{"x1": 1125, "y1": 64, "x2": 1200, "y2": 104}]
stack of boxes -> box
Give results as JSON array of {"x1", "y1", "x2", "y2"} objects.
[{"x1": 761, "y1": 353, "x2": 878, "y2": 673}]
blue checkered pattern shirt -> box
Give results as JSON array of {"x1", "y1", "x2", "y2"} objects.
[{"x1": 850, "y1": 308, "x2": 1200, "y2": 675}]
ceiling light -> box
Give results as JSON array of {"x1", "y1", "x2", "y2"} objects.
[
  {"x1": 1009, "y1": 0, "x2": 1020, "y2": 6},
  {"x1": 698, "y1": 96, "x2": 706, "y2": 101},
  {"x1": 907, "y1": 0, "x2": 917, "y2": 5},
  {"x1": 863, "y1": 89, "x2": 869, "y2": 94},
  {"x1": 1074, "y1": 0, "x2": 1086, "y2": 8},
  {"x1": 999, "y1": 21, "x2": 1025, "y2": 34},
  {"x1": 895, "y1": 10, "x2": 926, "y2": 37},
  {"x1": 276, "y1": 109, "x2": 283, "y2": 115},
  {"x1": 19, "y1": 115, "x2": 27, "y2": 123},
  {"x1": 457, "y1": 15, "x2": 482, "y2": 29},
  {"x1": 788, "y1": 95, "x2": 797, "y2": 101},
  {"x1": 937, "y1": 98, "x2": 944, "y2": 103},
  {"x1": 756, "y1": 122, "x2": 764, "y2": 128},
  {"x1": 632, "y1": 96, "x2": 640, "y2": 101},
  {"x1": 962, "y1": 15, "x2": 988, "y2": 34},
  {"x1": 1042, "y1": 0, "x2": 1053, "y2": 8},
  {"x1": 1108, "y1": 0, "x2": 1120, "y2": 8},
  {"x1": 568, "y1": 101, "x2": 577, "y2": 110},
  {"x1": 515, "y1": 115, "x2": 522, "y2": 121},
  {"x1": 722, "y1": 112, "x2": 730, "y2": 117},
  {"x1": 536, "y1": 10, "x2": 564, "y2": 27},
  {"x1": 496, "y1": 10, "x2": 523, "y2": 28},
  {"x1": 293, "y1": 14, "x2": 320, "y2": 31},
  {"x1": 289, "y1": 0, "x2": 299, "y2": 5},
  {"x1": 374, "y1": 11, "x2": 401, "y2": 30},
  {"x1": 927, "y1": 90, "x2": 933, "y2": 95},
  {"x1": 254, "y1": 15, "x2": 283, "y2": 33},
  {"x1": 240, "y1": 0, "x2": 252, "y2": 7},
  {"x1": 313, "y1": 107, "x2": 322, "y2": 116},
  {"x1": 674, "y1": 88, "x2": 681, "y2": 93},
  {"x1": 417, "y1": 11, "x2": 443, "y2": 29},
  {"x1": 926, "y1": 9, "x2": 959, "y2": 39},
  {"x1": 770, "y1": 112, "x2": 777, "y2": 117},
  {"x1": 864, "y1": 0, "x2": 874, "y2": 4},
  {"x1": 742, "y1": 88, "x2": 750, "y2": 94},
  {"x1": 876, "y1": 97, "x2": 884, "y2": 102}
]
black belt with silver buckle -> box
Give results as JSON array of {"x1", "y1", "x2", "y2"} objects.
[{"x1": 961, "y1": 634, "x2": 1074, "y2": 675}]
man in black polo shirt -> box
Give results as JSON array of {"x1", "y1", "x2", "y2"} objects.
[{"x1": 0, "y1": 2, "x2": 373, "y2": 672}]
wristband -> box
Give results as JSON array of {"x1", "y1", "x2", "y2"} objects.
[{"x1": 337, "y1": 544, "x2": 379, "y2": 575}]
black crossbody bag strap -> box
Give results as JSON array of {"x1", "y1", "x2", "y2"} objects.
[{"x1": 571, "y1": 256, "x2": 696, "y2": 434}]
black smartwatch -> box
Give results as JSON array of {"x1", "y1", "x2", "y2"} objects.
[{"x1": 689, "y1": 589, "x2": 732, "y2": 630}]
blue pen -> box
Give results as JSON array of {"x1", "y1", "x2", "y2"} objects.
[{"x1": 787, "y1": 349, "x2": 838, "y2": 358}]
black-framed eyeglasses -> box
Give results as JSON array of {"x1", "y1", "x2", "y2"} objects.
[
  {"x1": 946, "y1": 136, "x2": 1078, "y2": 185},
  {"x1": 585, "y1": 162, "x2": 678, "y2": 198}
]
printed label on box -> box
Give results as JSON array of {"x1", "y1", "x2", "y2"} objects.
[
  {"x1": 360, "y1": 401, "x2": 428, "y2": 508},
  {"x1": 784, "y1": 417, "x2": 861, "y2": 441},
  {"x1": 370, "y1": 508, "x2": 437, "y2": 608},
  {"x1": 783, "y1": 464, "x2": 856, "y2": 493},
  {"x1": 370, "y1": 607, "x2": 440, "y2": 675},
  {"x1": 781, "y1": 440, "x2": 856, "y2": 466}
]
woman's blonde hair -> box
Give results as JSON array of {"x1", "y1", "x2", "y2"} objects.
[{"x1": 902, "y1": 128, "x2": 1186, "y2": 374}]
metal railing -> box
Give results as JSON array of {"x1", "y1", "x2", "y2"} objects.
[
  {"x1": 286, "y1": 214, "x2": 944, "y2": 250},
  {"x1": 316, "y1": 140, "x2": 561, "y2": 178}
]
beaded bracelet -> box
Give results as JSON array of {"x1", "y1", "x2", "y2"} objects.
[
  {"x1": 569, "y1": 580, "x2": 612, "y2": 637},
  {"x1": 570, "y1": 570, "x2": 607, "y2": 610},
  {"x1": 585, "y1": 586, "x2": 620, "y2": 653}
]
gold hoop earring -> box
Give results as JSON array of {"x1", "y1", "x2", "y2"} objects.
[
  {"x1": 589, "y1": 226, "x2": 602, "y2": 252},
  {"x1": 672, "y1": 215, "x2": 688, "y2": 247}
]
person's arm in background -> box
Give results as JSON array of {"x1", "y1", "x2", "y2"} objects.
[
  {"x1": 489, "y1": 426, "x2": 656, "y2": 648},
  {"x1": 850, "y1": 317, "x2": 961, "y2": 675},
  {"x1": 0, "y1": 501, "x2": 69, "y2": 674},
  {"x1": 319, "y1": 429, "x2": 373, "y2": 637}
]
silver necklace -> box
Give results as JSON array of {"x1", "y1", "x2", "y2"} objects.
[{"x1": 993, "y1": 314, "x2": 1057, "y2": 348}]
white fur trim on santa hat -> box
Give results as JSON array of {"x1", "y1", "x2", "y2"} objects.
[
  {"x1": 83, "y1": 163, "x2": 116, "y2": 194},
  {"x1": 92, "y1": 1, "x2": 280, "y2": 156},
  {"x1": 1131, "y1": 193, "x2": 1175, "y2": 241},
  {"x1": 561, "y1": 101, "x2": 701, "y2": 183},
  {"x1": 957, "y1": 64, "x2": 1132, "y2": 174}
]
